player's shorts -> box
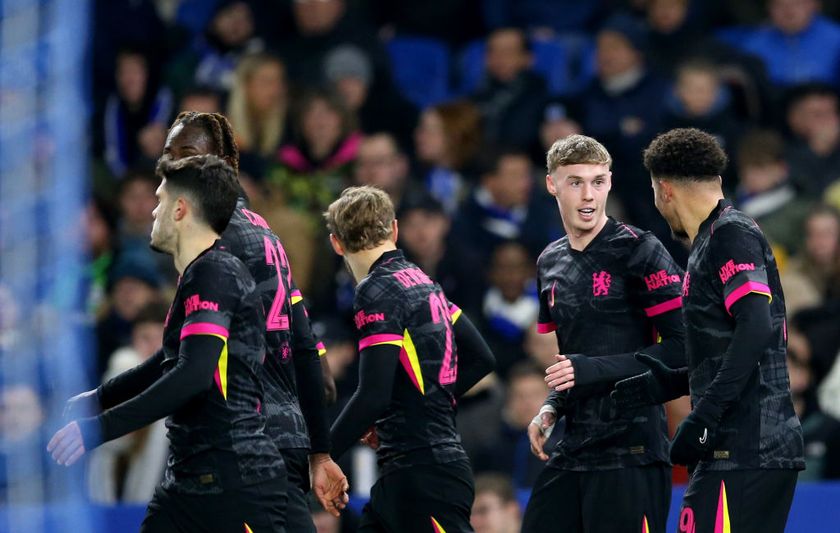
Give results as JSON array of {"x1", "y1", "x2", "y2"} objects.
[
  {"x1": 522, "y1": 463, "x2": 671, "y2": 533},
  {"x1": 281, "y1": 448, "x2": 316, "y2": 533},
  {"x1": 358, "y1": 459, "x2": 474, "y2": 533},
  {"x1": 677, "y1": 468, "x2": 797, "y2": 533},
  {"x1": 140, "y1": 475, "x2": 287, "y2": 533}
]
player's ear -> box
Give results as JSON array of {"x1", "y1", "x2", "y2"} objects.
[
  {"x1": 329, "y1": 233, "x2": 345, "y2": 256},
  {"x1": 390, "y1": 219, "x2": 398, "y2": 244},
  {"x1": 174, "y1": 197, "x2": 188, "y2": 222},
  {"x1": 545, "y1": 173, "x2": 557, "y2": 195}
]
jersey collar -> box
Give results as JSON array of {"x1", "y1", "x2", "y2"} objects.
[
  {"x1": 697, "y1": 198, "x2": 734, "y2": 238},
  {"x1": 570, "y1": 216, "x2": 617, "y2": 254},
  {"x1": 369, "y1": 249, "x2": 404, "y2": 273}
]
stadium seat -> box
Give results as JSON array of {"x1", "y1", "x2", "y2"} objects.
[
  {"x1": 386, "y1": 36, "x2": 451, "y2": 109},
  {"x1": 456, "y1": 33, "x2": 596, "y2": 98}
]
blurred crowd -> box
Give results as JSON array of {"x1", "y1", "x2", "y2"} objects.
[{"x1": 5, "y1": 0, "x2": 840, "y2": 529}]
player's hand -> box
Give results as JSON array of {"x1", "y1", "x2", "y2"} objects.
[
  {"x1": 545, "y1": 354, "x2": 575, "y2": 392},
  {"x1": 528, "y1": 410, "x2": 556, "y2": 461},
  {"x1": 309, "y1": 453, "x2": 349, "y2": 517},
  {"x1": 63, "y1": 389, "x2": 100, "y2": 421},
  {"x1": 47, "y1": 421, "x2": 87, "y2": 466},
  {"x1": 669, "y1": 410, "x2": 716, "y2": 466},
  {"x1": 611, "y1": 354, "x2": 689, "y2": 411},
  {"x1": 360, "y1": 426, "x2": 379, "y2": 450}
]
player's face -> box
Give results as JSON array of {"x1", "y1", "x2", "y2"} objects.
[
  {"x1": 150, "y1": 179, "x2": 176, "y2": 254},
  {"x1": 160, "y1": 123, "x2": 216, "y2": 166},
  {"x1": 651, "y1": 177, "x2": 687, "y2": 240},
  {"x1": 546, "y1": 163, "x2": 611, "y2": 236}
]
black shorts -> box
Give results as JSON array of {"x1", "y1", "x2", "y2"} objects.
[
  {"x1": 358, "y1": 460, "x2": 475, "y2": 533},
  {"x1": 281, "y1": 448, "x2": 316, "y2": 533},
  {"x1": 678, "y1": 469, "x2": 797, "y2": 533},
  {"x1": 140, "y1": 476, "x2": 287, "y2": 533},
  {"x1": 522, "y1": 464, "x2": 671, "y2": 533}
]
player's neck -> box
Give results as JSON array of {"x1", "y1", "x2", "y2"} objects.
[
  {"x1": 174, "y1": 226, "x2": 219, "y2": 274},
  {"x1": 346, "y1": 241, "x2": 398, "y2": 283},
  {"x1": 681, "y1": 191, "x2": 725, "y2": 244},
  {"x1": 566, "y1": 214, "x2": 608, "y2": 251}
]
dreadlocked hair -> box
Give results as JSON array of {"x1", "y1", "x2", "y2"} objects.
[{"x1": 171, "y1": 111, "x2": 240, "y2": 173}]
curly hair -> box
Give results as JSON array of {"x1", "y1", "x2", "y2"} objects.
[
  {"x1": 170, "y1": 111, "x2": 240, "y2": 174},
  {"x1": 643, "y1": 128, "x2": 728, "y2": 181}
]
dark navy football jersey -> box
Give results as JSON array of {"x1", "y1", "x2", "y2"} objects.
[
  {"x1": 220, "y1": 197, "x2": 322, "y2": 449},
  {"x1": 353, "y1": 249, "x2": 468, "y2": 475},
  {"x1": 683, "y1": 199, "x2": 804, "y2": 471},
  {"x1": 161, "y1": 242, "x2": 283, "y2": 493},
  {"x1": 537, "y1": 218, "x2": 684, "y2": 470}
]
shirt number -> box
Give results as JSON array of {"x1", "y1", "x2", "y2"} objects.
[
  {"x1": 264, "y1": 236, "x2": 291, "y2": 331},
  {"x1": 429, "y1": 292, "x2": 457, "y2": 385}
]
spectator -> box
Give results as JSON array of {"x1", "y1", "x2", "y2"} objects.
[
  {"x1": 785, "y1": 83, "x2": 840, "y2": 197},
  {"x1": 325, "y1": 45, "x2": 418, "y2": 151},
  {"x1": 734, "y1": 129, "x2": 811, "y2": 256},
  {"x1": 84, "y1": 198, "x2": 119, "y2": 320},
  {"x1": 371, "y1": 0, "x2": 484, "y2": 46},
  {"x1": 178, "y1": 86, "x2": 223, "y2": 114},
  {"x1": 227, "y1": 53, "x2": 289, "y2": 164},
  {"x1": 398, "y1": 194, "x2": 485, "y2": 316},
  {"x1": 473, "y1": 362, "x2": 560, "y2": 488},
  {"x1": 452, "y1": 148, "x2": 562, "y2": 262},
  {"x1": 483, "y1": 0, "x2": 605, "y2": 34},
  {"x1": 785, "y1": 205, "x2": 840, "y2": 300},
  {"x1": 165, "y1": 0, "x2": 264, "y2": 99},
  {"x1": 353, "y1": 133, "x2": 421, "y2": 210},
  {"x1": 663, "y1": 60, "x2": 744, "y2": 187},
  {"x1": 523, "y1": 320, "x2": 559, "y2": 371},
  {"x1": 478, "y1": 242, "x2": 539, "y2": 378},
  {"x1": 580, "y1": 14, "x2": 670, "y2": 235},
  {"x1": 269, "y1": 88, "x2": 361, "y2": 214},
  {"x1": 471, "y1": 473, "x2": 522, "y2": 533},
  {"x1": 95, "y1": 251, "x2": 164, "y2": 378},
  {"x1": 0, "y1": 382, "x2": 52, "y2": 502},
  {"x1": 414, "y1": 100, "x2": 483, "y2": 214},
  {"x1": 536, "y1": 101, "x2": 582, "y2": 166},
  {"x1": 729, "y1": 0, "x2": 840, "y2": 87},
  {"x1": 471, "y1": 28, "x2": 548, "y2": 150},
  {"x1": 87, "y1": 302, "x2": 169, "y2": 504},
  {"x1": 102, "y1": 47, "x2": 173, "y2": 179}
]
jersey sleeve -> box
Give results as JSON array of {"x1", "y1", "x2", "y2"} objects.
[
  {"x1": 709, "y1": 224, "x2": 771, "y2": 315},
  {"x1": 627, "y1": 233, "x2": 684, "y2": 319},
  {"x1": 179, "y1": 258, "x2": 245, "y2": 344},
  {"x1": 353, "y1": 279, "x2": 406, "y2": 351},
  {"x1": 536, "y1": 261, "x2": 557, "y2": 334}
]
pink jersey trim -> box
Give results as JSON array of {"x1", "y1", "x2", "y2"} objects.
[
  {"x1": 358, "y1": 333, "x2": 404, "y2": 351},
  {"x1": 644, "y1": 296, "x2": 683, "y2": 317},
  {"x1": 180, "y1": 322, "x2": 229, "y2": 340},
  {"x1": 724, "y1": 281, "x2": 771, "y2": 314}
]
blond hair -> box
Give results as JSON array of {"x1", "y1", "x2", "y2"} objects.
[
  {"x1": 324, "y1": 186, "x2": 395, "y2": 253},
  {"x1": 546, "y1": 134, "x2": 612, "y2": 174},
  {"x1": 227, "y1": 53, "x2": 286, "y2": 157}
]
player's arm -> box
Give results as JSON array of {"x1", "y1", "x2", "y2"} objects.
[
  {"x1": 289, "y1": 289, "x2": 330, "y2": 454},
  {"x1": 63, "y1": 349, "x2": 166, "y2": 420},
  {"x1": 670, "y1": 226, "x2": 776, "y2": 464},
  {"x1": 449, "y1": 304, "x2": 495, "y2": 397},
  {"x1": 547, "y1": 235, "x2": 687, "y2": 393},
  {"x1": 329, "y1": 342, "x2": 399, "y2": 460}
]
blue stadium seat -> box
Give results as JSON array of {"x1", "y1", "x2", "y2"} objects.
[
  {"x1": 456, "y1": 33, "x2": 596, "y2": 98},
  {"x1": 386, "y1": 36, "x2": 451, "y2": 109}
]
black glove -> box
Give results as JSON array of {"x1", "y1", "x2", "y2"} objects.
[
  {"x1": 610, "y1": 353, "x2": 689, "y2": 411},
  {"x1": 669, "y1": 407, "x2": 717, "y2": 466},
  {"x1": 63, "y1": 389, "x2": 102, "y2": 422}
]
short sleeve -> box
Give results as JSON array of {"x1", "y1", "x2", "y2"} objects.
[
  {"x1": 179, "y1": 258, "x2": 244, "y2": 342},
  {"x1": 353, "y1": 279, "x2": 406, "y2": 351},
  {"x1": 709, "y1": 224, "x2": 771, "y2": 315},
  {"x1": 536, "y1": 266, "x2": 557, "y2": 334},
  {"x1": 628, "y1": 234, "x2": 685, "y2": 318}
]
